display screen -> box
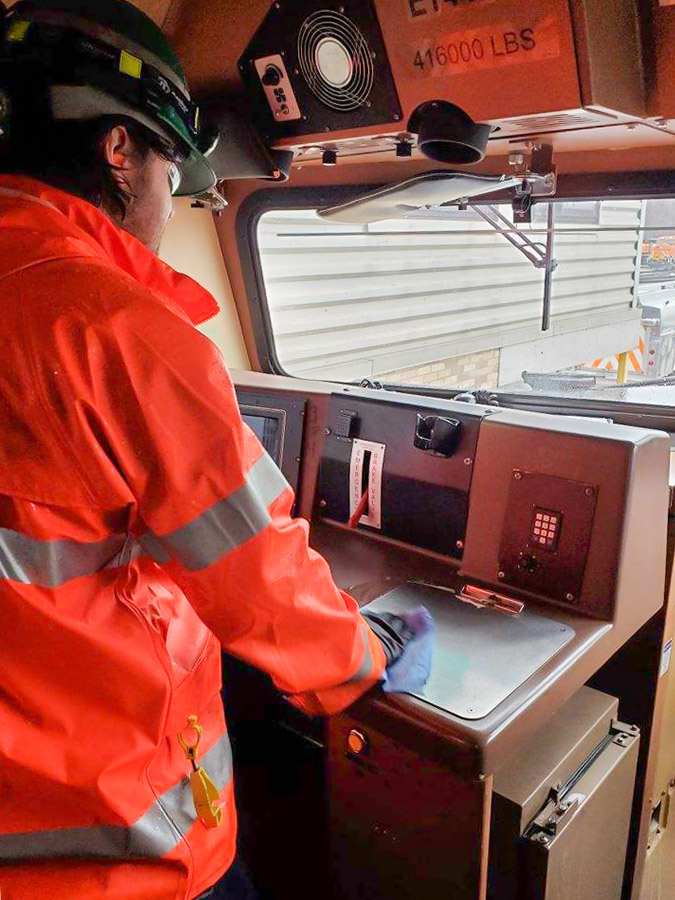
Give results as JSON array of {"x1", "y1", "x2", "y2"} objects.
[{"x1": 242, "y1": 410, "x2": 283, "y2": 465}]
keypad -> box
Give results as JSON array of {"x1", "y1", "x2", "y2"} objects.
[{"x1": 529, "y1": 508, "x2": 562, "y2": 551}]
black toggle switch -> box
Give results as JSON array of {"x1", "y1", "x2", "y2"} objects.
[
  {"x1": 334, "y1": 409, "x2": 359, "y2": 438},
  {"x1": 262, "y1": 64, "x2": 282, "y2": 87},
  {"x1": 414, "y1": 414, "x2": 461, "y2": 457}
]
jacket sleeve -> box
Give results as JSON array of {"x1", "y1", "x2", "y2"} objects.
[{"x1": 76, "y1": 278, "x2": 387, "y2": 716}]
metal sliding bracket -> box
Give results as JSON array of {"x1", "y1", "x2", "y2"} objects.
[
  {"x1": 525, "y1": 720, "x2": 639, "y2": 847},
  {"x1": 509, "y1": 143, "x2": 558, "y2": 222},
  {"x1": 409, "y1": 580, "x2": 524, "y2": 615},
  {"x1": 473, "y1": 204, "x2": 551, "y2": 269},
  {"x1": 474, "y1": 143, "x2": 559, "y2": 333},
  {"x1": 458, "y1": 584, "x2": 525, "y2": 615},
  {"x1": 473, "y1": 203, "x2": 557, "y2": 332}
]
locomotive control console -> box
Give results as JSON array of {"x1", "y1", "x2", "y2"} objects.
[{"x1": 233, "y1": 371, "x2": 670, "y2": 900}]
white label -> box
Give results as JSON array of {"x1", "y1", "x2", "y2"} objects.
[
  {"x1": 660, "y1": 638, "x2": 673, "y2": 677},
  {"x1": 349, "y1": 439, "x2": 386, "y2": 530}
]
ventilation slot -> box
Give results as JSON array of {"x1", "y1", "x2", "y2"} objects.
[{"x1": 502, "y1": 112, "x2": 609, "y2": 132}]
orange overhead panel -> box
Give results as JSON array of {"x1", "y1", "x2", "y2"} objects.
[
  {"x1": 649, "y1": 0, "x2": 675, "y2": 119},
  {"x1": 236, "y1": 0, "x2": 646, "y2": 163}
]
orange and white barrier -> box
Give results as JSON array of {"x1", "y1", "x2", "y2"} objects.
[{"x1": 589, "y1": 337, "x2": 644, "y2": 374}]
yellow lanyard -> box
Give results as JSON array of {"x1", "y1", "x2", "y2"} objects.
[{"x1": 177, "y1": 715, "x2": 224, "y2": 829}]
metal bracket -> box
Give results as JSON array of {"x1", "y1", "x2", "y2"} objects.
[
  {"x1": 531, "y1": 792, "x2": 585, "y2": 838},
  {"x1": 473, "y1": 204, "x2": 552, "y2": 270},
  {"x1": 457, "y1": 584, "x2": 524, "y2": 616},
  {"x1": 473, "y1": 202, "x2": 558, "y2": 331},
  {"x1": 190, "y1": 182, "x2": 228, "y2": 213},
  {"x1": 510, "y1": 144, "x2": 557, "y2": 226}
]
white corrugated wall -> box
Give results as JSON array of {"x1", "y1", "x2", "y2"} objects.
[{"x1": 257, "y1": 201, "x2": 642, "y2": 382}]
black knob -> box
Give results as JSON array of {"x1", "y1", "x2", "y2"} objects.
[
  {"x1": 517, "y1": 554, "x2": 538, "y2": 573},
  {"x1": 414, "y1": 414, "x2": 461, "y2": 457},
  {"x1": 322, "y1": 149, "x2": 338, "y2": 166},
  {"x1": 395, "y1": 140, "x2": 413, "y2": 158},
  {"x1": 262, "y1": 65, "x2": 282, "y2": 87}
]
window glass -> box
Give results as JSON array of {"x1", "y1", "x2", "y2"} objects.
[{"x1": 257, "y1": 198, "x2": 675, "y2": 405}]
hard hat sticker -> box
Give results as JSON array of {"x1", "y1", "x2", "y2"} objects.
[
  {"x1": 6, "y1": 20, "x2": 30, "y2": 42},
  {"x1": 119, "y1": 50, "x2": 143, "y2": 79}
]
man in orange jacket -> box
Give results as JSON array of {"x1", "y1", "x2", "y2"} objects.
[{"x1": 0, "y1": 2, "x2": 432, "y2": 899}]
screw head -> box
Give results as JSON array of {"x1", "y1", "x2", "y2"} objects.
[
  {"x1": 565, "y1": 593, "x2": 575, "y2": 602},
  {"x1": 513, "y1": 470, "x2": 523, "y2": 480},
  {"x1": 497, "y1": 571, "x2": 505, "y2": 580},
  {"x1": 584, "y1": 486, "x2": 594, "y2": 497},
  {"x1": 324, "y1": 427, "x2": 332, "y2": 435},
  {"x1": 319, "y1": 499, "x2": 327, "y2": 508},
  {"x1": 464, "y1": 457, "x2": 473, "y2": 466},
  {"x1": 456, "y1": 540, "x2": 464, "y2": 550}
]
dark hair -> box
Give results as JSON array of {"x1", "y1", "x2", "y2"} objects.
[{"x1": 0, "y1": 113, "x2": 183, "y2": 218}]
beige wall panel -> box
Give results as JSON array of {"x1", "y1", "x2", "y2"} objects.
[
  {"x1": 160, "y1": 198, "x2": 250, "y2": 369},
  {"x1": 129, "y1": 0, "x2": 175, "y2": 27}
]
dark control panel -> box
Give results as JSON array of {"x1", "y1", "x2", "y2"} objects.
[
  {"x1": 318, "y1": 391, "x2": 488, "y2": 558},
  {"x1": 497, "y1": 470, "x2": 598, "y2": 604}
]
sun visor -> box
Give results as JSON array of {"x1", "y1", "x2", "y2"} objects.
[{"x1": 318, "y1": 171, "x2": 521, "y2": 225}]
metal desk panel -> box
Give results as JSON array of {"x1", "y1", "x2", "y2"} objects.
[{"x1": 367, "y1": 582, "x2": 575, "y2": 719}]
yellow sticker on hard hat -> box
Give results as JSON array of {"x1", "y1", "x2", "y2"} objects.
[
  {"x1": 119, "y1": 50, "x2": 143, "y2": 79},
  {"x1": 6, "y1": 20, "x2": 30, "y2": 42}
]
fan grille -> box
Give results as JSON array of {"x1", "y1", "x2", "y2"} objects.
[{"x1": 297, "y1": 10, "x2": 374, "y2": 112}]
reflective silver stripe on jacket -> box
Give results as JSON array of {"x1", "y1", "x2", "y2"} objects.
[
  {"x1": 345, "y1": 622, "x2": 376, "y2": 686},
  {"x1": 0, "y1": 734, "x2": 232, "y2": 860},
  {"x1": 0, "y1": 454, "x2": 288, "y2": 586},
  {"x1": 0, "y1": 530, "x2": 125, "y2": 587},
  {"x1": 143, "y1": 452, "x2": 290, "y2": 572}
]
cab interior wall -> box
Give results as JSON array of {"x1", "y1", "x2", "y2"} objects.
[{"x1": 80, "y1": 4, "x2": 675, "y2": 899}]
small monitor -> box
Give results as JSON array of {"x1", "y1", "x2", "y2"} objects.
[{"x1": 240, "y1": 405, "x2": 286, "y2": 466}]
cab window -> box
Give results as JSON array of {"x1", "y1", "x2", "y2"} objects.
[{"x1": 254, "y1": 196, "x2": 675, "y2": 406}]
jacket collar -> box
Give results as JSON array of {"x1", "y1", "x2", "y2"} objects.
[{"x1": 0, "y1": 175, "x2": 219, "y2": 326}]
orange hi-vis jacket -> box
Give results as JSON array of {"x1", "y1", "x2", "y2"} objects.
[{"x1": 0, "y1": 176, "x2": 386, "y2": 900}]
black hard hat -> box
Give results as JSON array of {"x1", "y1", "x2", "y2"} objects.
[{"x1": 1, "y1": 0, "x2": 217, "y2": 196}]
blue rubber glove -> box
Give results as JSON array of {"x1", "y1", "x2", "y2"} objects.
[{"x1": 381, "y1": 605, "x2": 434, "y2": 694}]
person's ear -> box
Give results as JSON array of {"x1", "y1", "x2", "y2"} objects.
[{"x1": 101, "y1": 125, "x2": 135, "y2": 171}]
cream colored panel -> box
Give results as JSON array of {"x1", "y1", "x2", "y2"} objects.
[
  {"x1": 130, "y1": 0, "x2": 175, "y2": 27},
  {"x1": 160, "y1": 198, "x2": 250, "y2": 369}
]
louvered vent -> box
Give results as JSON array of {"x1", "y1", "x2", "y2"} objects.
[
  {"x1": 297, "y1": 10, "x2": 375, "y2": 111},
  {"x1": 503, "y1": 111, "x2": 608, "y2": 132}
]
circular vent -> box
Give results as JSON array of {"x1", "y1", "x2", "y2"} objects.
[{"x1": 297, "y1": 10, "x2": 374, "y2": 112}]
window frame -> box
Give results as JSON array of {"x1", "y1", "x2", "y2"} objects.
[{"x1": 236, "y1": 169, "x2": 675, "y2": 430}]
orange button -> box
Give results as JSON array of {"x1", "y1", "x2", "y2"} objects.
[{"x1": 347, "y1": 729, "x2": 368, "y2": 756}]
